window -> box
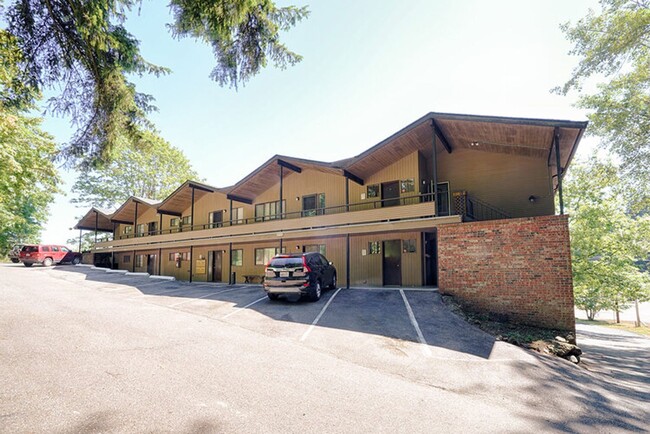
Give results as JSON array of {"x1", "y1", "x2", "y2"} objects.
[
  {"x1": 302, "y1": 194, "x2": 325, "y2": 216},
  {"x1": 231, "y1": 249, "x2": 243, "y2": 266},
  {"x1": 255, "y1": 247, "x2": 281, "y2": 265},
  {"x1": 367, "y1": 184, "x2": 379, "y2": 198},
  {"x1": 136, "y1": 223, "x2": 146, "y2": 236},
  {"x1": 135, "y1": 255, "x2": 144, "y2": 267},
  {"x1": 170, "y1": 218, "x2": 179, "y2": 227},
  {"x1": 124, "y1": 225, "x2": 133, "y2": 234},
  {"x1": 147, "y1": 221, "x2": 158, "y2": 234},
  {"x1": 255, "y1": 200, "x2": 285, "y2": 221},
  {"x1": 168, "y1": 252, "x2": 190, "y2": 261},
  {"x1": 303, "y1": 244, "x2": 326, "y2": 256},
  {"x1": 52, "y1": 246, "x2": 59, "y2": 252},
  {"x1": 368, "y1": 241, "x2": 381, "y2": 255},
  {"x1": 403, "y1": 239, "x2": 416, "y2": 253},
  {"x1": 61, "y1": 247, "x2": 70, "y2": 252},
  {"x1": 41, "y1": 246, "x2": 50, "y2": 252},
  {"x1": 123, "y1": 255, "x2": 131, "y2": 263},
  {"x1": 400, "y1": 179, "x2": 415, "y2": 193},
  {"x1": 231, "y1": 207, "x2": 244, "y2": 225},
  {"x1": 181, "y1": 216, "x2": 192, "y2": 226},
  {"x1": 209, "y1": 211, "x2": 223, "y2": 228}
]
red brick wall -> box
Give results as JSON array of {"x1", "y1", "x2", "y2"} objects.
[{"x1": 437, "y1": 215, "x2": 574, "y2": 331}]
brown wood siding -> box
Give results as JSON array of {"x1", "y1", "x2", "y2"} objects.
[
  {"x1": 191, "y1": 244, "x2": 230, "y2": 283},
  {"x1": 161, "y1": 248, "x2": 191, "y2": 281},
  {"x1": 436, "y1": 147, "x2": 554, "y2": 217},
  {"x1": 349, "y1": 231, "x2": 422, "y2": 287},
  {"x1": 349, "y1": 151, "x2": 421, "y2": 206}
]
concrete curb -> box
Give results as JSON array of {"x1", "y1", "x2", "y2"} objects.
[
  {"x1": 150, "y1": 275, "x2": 175, "y2": 281},
  {"x1": 126, "y1": 272, "x2": 150, "y2": 277},
  {"x1": 106, "y1": 269, "x2": 128, "y2": 274}
]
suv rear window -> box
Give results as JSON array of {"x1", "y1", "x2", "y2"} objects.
[
  {"x1": 22, "y1": 246, "x2": 39, "y2": 253},
  {"x1": 268, "y1": 257, "x2": 304, "y2": 268}
]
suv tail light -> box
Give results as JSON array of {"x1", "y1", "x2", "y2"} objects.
[{"x1": 302, "y1": 256, "x2": 311, "y2": 273}]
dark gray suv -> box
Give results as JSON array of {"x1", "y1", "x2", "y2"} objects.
[{"x1": 263, "y1": 253, "x2": 337, "y2": 301}]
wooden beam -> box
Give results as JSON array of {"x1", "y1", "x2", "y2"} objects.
[
  {"x1": 188, "y1": 182, "x2": 214, "y2": 193},
  {"x1": 431, "y1": 119, "x2": 452, "y2": 154},
  {"x1": 110, "y1": 219, "x2": 135, "y2": 225},
  {"x1": 227, "y1": 193, "x2": 253, "y2": 205},
  {"x1": 343, "y1": 170, "x2": 364, "y2": 186},
  {"x1": 277, "y1": 159, "x2": 302, "y2": 173},
  {"x1": 156, "y1": 209, "x2": 183, "y2": 217}
]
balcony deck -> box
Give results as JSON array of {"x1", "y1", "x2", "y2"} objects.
[{"x1": 93, "y1": 195, "x2": 461, "y2": 252}]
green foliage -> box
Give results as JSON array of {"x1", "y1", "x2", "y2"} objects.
[
  {"x1": 564, "y1": 157, "x2": 650, "y2": 319},
  {"x1": 71, "y1": 131, "x2": 200, "y2": 209},
  {"x1": 0, "y1": 30, "x2": 60, "y2": 256},
  {"x1": 67, "y1": 232, "x2": 110, "y2": 253},
  {"x1": 4, "y1": 0, "x2": 308, "y2": 167},
  {"x1": 558, "y1": 0, "x2": 650, "y2": 214}
]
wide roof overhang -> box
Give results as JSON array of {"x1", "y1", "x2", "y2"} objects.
[
  {"x1": 74, "y1": 207, "x2": 115, "y2": 232},
  {"x1": 344, "y1": 112, "x2": 588, "y2": 190},
  {"x1": 226, "y1": 156, "x2": 345, "y2": 203},
  {"x1": 157, "y1": 180, "x2": 222, "y2": 216},
  {"x1": 110, "y1": 197, "x2": 161, "y2": 224}
]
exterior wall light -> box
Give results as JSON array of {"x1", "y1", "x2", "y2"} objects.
[{"x1": 528, "y1": 195, "x2": 537, "y2": 203}]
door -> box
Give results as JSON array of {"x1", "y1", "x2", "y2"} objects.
[
  {"x1": 423, "y1": 232, "x2": 437, "y2": 286},
  {"x1": 381, "y1": 181, "x2": 400, "y2": 207},
  {"x1": 210, "y1": 211, "x2": 223, "y2": 228},
  {"x1": 436, "y1": 182, "x2": 450, "y2": 216},
  {"x1": 210, "y1": 251, "x2": 223, "y2": 282},
  {"x1": 147, "y1": 254, "x2": 156, "y2": 275},
  {"x1": 382, "y1": 240, "x2": 402, "y2": 286}
]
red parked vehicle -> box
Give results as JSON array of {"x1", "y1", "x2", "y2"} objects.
[{"x1": 19, "y1": 245, "x2": 82, "y2": 267}]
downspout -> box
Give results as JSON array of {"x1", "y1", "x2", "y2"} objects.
[
  {"x1": 228, "y1": 242, "x2": 233, "y2": 284},
  {"x1": 346, "y1": 234, "x2": 350, "y2": 289},
  {"x1": 189, "y1": 246, "x2": 193, "y2": 283}
]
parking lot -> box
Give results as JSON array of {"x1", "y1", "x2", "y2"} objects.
[{"x1": 2, "y1": 263, "x2": 648, "y2": 433}]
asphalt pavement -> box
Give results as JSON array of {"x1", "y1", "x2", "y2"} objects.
[{"x1": 1, "y1": 263, "x2": 648, "y2": 433}]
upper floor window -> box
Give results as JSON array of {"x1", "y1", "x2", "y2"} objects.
[
  {"x1": 400, "y1": 179, "x2": 415, "y2": 193},
  {"x1": 170, "y1": 218, "x2": 179, "y2": 227},
  {"x1": 209, "y1": 210, "x2": 223, "y2": 228},
  {"x1": 147, "y1": 221, "x2": 158, "y2": 234},
  {"x1": 124, "y1": 225, "x2": 133, "y2": 234},
  {"x1": 255, "y1": 200, "x2": 285, "y2": 222},
  {"x1": 136, "y1": 223, "x2": 146, "y2": 236},
  {"x1": 367, "y1": 184, "x2": 379, "y2": 199},
  {"x1": 302, "y1": 193, "x2": 325, "y2": 216},
  {"x1": 368, "y1": 241, "x2": 381, "y2": 255},
  {"x1": 231, "y1": 207, "x2": 244, "y2": 225},
  {"x1": 181, "y1": 216, "x2": 192, "y2": 226}
]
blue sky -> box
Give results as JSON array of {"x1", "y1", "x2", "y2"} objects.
[{"x1": 41, "y1": 0, "x2": 601, "y2": 244}]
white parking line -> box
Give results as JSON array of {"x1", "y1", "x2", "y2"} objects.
[
  {"x1": 169, "y1": 286, "x2": 243, "y2": 307},
  {"x1": 300, "y1": 288, "x2": 342, "y2": 342},
  {"x1": 222, "y1": 296, "x2": 267, "y2": 319},
  {"x1": 129, "y1": 286, "x2": 185, "y2": 298},
  {"x1": 400, "y1": 289, "x2": 431, "y2": 357}
]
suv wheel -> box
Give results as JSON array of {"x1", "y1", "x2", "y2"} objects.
[
  {"x1": 309, "y1": 281, "x2": 322, "y2": 302},
  {"x1": 329, "y1": 274, "x2": 337, "y2": 289},
  {"x1": 10, "y1": 258, "x2": 19, "y2": 263},
  {"x1": 72, "y1": 256, "x2": 81, "y2": 265},
  {"x1": 23, "y1": 263, "x2": 33, "y2": 267},
  {"x1": 267, "y1": 293, "x2": 280, "y2": 301},
  {"x1": 43, "y1": 257, "x2": 53, "y2": 267}
]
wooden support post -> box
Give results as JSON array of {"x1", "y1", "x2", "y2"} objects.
[
  {"x1": 431, "y1": 121, "x2": 439, "y2": 216},
  {"x1": 554, "y1": 128, "x2": 564, "y2": 215},
  {"x1": 158, "y1": 248, "x2": 162, "y2": 276},
  {"x1": 94, "y1": 211, "x2": 98, "y2": 243},
  {"x1": 133, "y1": 201, "x2": 138, "y2": 237},
  {"x1": 279, "y1": 165, "x2": 284, "y2": 219},
  {"x1": 346, "y1": 234, "x2": 350, "y2": 289},
  {"x1": 345, "y1": 177, "x2": 349, "y2": 212},
  {"x1": 228, "y1": 242, "x2": 233, "y2": 284},
  {"x1": 190, "y1": 186, "x2": 195, "y2": 230},
  {"x1": 189, "y1": 246, "x2": 193, "y2": 283}
]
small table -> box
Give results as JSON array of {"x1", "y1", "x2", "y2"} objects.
[{"x1": 243, "y1": 275, "x2": 264, "y2": 284}]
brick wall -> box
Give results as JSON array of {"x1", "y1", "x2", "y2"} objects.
[{"x1": 437, "y1": 215, "x2": 574, "y2": 331}]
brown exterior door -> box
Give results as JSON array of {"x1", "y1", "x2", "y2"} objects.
[
  {"x1": 381, "y1": 181, "x2": 400, "y2": 207},
  {"x1": 211, "y1": 251, "x2": 223, "y2": 282},
  {"x1": 382, "y1": 240, "x2": 402, "y2": 286},
  {"x1": 147, "y1": 254, "x2": 156, "y2": 275}
]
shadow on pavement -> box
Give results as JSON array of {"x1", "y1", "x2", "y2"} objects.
[{"x1": 49, "y1": 265, "x2": 496, "y2": 359}]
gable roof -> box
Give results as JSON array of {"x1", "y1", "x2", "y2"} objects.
[
  {"x1": 110, "y1": 196, "x2": 161, "y2": 224},
  {"x1": 74, "y1": 207, "x2": 115, "y2": 232},
  {"x1": 157, "y1": 180, "x2": 225, "y2": 216}
]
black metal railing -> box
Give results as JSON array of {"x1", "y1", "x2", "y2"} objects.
[
  {"x1": 465, "y1": 196, "x2": 511, "y2": 221},
  {"x1": 113, "y1": 193, "x2": 435, "y2": 240}
]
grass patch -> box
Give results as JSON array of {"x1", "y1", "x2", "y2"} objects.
[{"x1": 576, "y1": 318, "x2": 650, "y2": 337}]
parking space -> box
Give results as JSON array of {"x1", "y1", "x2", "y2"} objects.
[{"x1": 44, "y1": 265, "x2": 489, "y2": 365}]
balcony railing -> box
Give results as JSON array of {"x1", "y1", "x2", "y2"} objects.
[{"x1": 114, "y1": 193, "x2": 435, "y2": 240}]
